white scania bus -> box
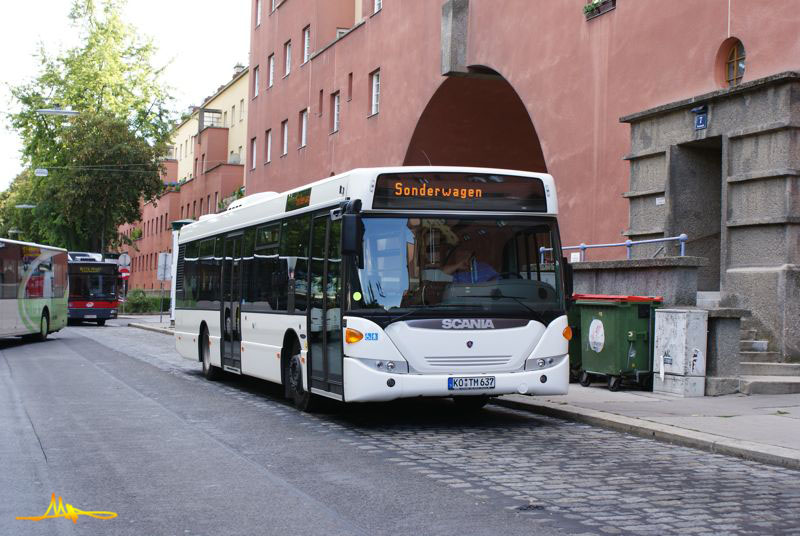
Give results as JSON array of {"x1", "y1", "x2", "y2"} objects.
[
  {"x1": 174, "y1": 167, "x2": 573, "y2": 410},
  {"x1": 0, "y1": 238, "x2": 68, "y2": 340}
]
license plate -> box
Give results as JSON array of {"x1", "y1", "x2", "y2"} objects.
[
  {"x1": 448, "y1": 376, "x2": 496, "y2": 391},
  {"x1": 84, "y1": 315, "x2": 96, "y2": 319}
]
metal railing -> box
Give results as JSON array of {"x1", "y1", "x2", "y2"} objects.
[{"x1": 540, "y1": 233, "x2": 688, "y2": 263}]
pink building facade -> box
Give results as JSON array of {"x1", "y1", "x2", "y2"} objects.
[{"x1": 247, "y1": 0, "x2": 800, "y2": 358}]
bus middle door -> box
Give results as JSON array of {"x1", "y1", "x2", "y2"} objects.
[{"x1": 221, "y1": 234, "x2": 243, "y2": 373}]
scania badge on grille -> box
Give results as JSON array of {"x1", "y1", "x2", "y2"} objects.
[{"x1": 466, "y1": 341, "x2": 473, "y2": 348}]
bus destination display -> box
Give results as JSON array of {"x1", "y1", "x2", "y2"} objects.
[{"x1": 373, "y1": 172, "x2": 548, "y2": 212}]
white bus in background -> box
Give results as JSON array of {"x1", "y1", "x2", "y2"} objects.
[
  {"x1": 174, "y1": 167, "x2": 573, "y2": 410},
  {"x1": 0, "y1": 239, "x2": 68, "y2": 340}
]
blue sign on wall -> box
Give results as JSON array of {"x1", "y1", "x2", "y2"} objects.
[{"x1": 694, "y1": 113, "x2": 708, "y2": 130}]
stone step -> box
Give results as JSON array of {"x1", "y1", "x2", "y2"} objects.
[
  {"x1": 740, "y1": 328, "x2": 757, "y2": 341},
  {"x1": 740, "y1": 362, "x2": 800, "y2": 376},
  {"x1": 740, "y1": 339, "x2": 770, "y2": 352},
  {"x1": 740, "y1": 351, "x2": 783, "y2": 363},
  {"x1": 739, "y1": 376, "x2": 800, "y2": 395}
]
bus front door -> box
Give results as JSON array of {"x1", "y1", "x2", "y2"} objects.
[
  {"x1": 308, "y1": 215, "x2": 343, "y2": 397},
  {"x1": 221, "y1": 235, "x2": 242, "y2": 373}
]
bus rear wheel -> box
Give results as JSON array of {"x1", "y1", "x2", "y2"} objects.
[
  {"x1": 286, "y1": 353, "x2": 316, "y2": 412},
  {"x1": 36, "y1": 312, "x2": 49, "y2": 342},
  {"x1": 200, "y1": 328, "x2": 221, "y2": 381}
]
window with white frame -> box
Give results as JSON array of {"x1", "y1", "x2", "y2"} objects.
[
  {"x1": 253, "y1": 66, "x2": 259, "y2": 97},
  {"x1": 271, "y1": 0, "x2": 277, "y2": 11},
  {"x1": 374, "y1": 0, "x2": 382, "y2": 13},
  {"x1": 303, "y1": 26, "x2": 311, "y2": 63},
  {"x1": 332, "y1": 92, "x2": 340, "y2": 132},
  {"x1": 370, "y1": 69, "x2": 381, "y2": 115},
  {"x1": 265, "y1": 129, "x2": 272, "y2": 163},
  {"x1": 250, "y1": 137, "x2": 257, "y2": 169},
  {"x1": 284, "y1": 41, "x2": 292, "y2": 76},
  {"x1": 299, "y1": 109, "x2": 308, "y2": 147},
  {"x1": 240, "y1": 99, "x2": 244, "y2": 121},
  {"x1": 256, "y1": 0, "x2": 261, "y2": 26},
  {"x1": 281, "y1": 120, "x2": 288, "y2": 155},
  {"x1": 268, "y1": 54, "x2": 275, "y2": 87},
  {"x1": 231, "y1": 105, "x2": 235, "y2": 125},
  {"x1": 223, "y1": 111, "x2": 228, "y2": 127}
]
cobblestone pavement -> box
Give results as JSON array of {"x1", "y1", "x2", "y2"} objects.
[{"x1": 80, "y1": 323, "x2": 800, "y2": 536}]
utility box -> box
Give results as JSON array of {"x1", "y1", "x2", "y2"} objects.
[{"x1": 653, "y1": 309, "x2": 708, "y2": 397}]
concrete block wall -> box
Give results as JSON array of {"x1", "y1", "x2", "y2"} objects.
[{"x1": 621, "y1": 72, "x2": 800, "y2": 361}]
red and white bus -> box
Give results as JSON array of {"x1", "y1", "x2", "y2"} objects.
[{"x1": 67, "y1": 253, "x2": 120, "y2": 326}]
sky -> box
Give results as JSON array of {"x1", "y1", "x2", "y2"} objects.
[{"x1": 0, "y1": 0, "x2": 251, "y2": 191}]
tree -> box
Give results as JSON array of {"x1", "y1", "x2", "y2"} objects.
[{"x1": 4, "y1": 0, "x2": 173, "y2": 250}]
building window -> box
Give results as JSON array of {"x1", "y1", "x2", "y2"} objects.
[
  {"x1": 370, "y1": 69, "x2": 381, "y2": 115},
  {"x1": 253, "y1": 66, "x2": 260, "y2": 97},
  {"x1": 374, "y1": 0, "x2": 382, "y2": 13},
  {"x1": 347, "y1": 72, "x2": 353, "y2": 101},
  {"x1": 255, "y1": 0, "x2": 261, "y2": 26},
  {"x1": 214, "y1": 192, "x2": 219, "y2": 211},
  {"x1": 303, "y1": 26, "x2": 311, "y2": 63},
  {"x1": 318, "y1": 89, "x2": 323, "y2": 117},
  {"x1": 265, "y1": 129, "x2": 272, "y2": 163},
  {"x1": 251, "y1": 137, "x2": 257, "y2": 169},
  {"x1": 207, "y1": 195, "x2": 211, "y2": 214},
  {"x1": 223, "y1": 111, "x2": 228, "y2": 127},
  {"x1": 284, "y1": 41, "x2": 292, "y2": 76},
  {"x1": 281, "y1": 120, "x2": 288, "y2": 155},
  {"x1": 299, "y1": 109, "x2": 308, "y2": 148},
  {"x1": 201, "y1": 154, "x2": 205, "y2": 174},
  {"x1": 726, "y1": 40, "x2": 746, "y2": 87},
  {"x1": 331, "y1": 92, "x2": 340, "y2": 132},
  {"x1": 231, "y1": 105, "x2": 235, "y2": 125},
  {"x1": 240, "y1": 99, "x2": 244, "y2": 121},
  {"x1": 268, "y1": 54, "x2": 275, "y2": 87}
]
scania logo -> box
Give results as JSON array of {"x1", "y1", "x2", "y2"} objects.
[
  {"x1": 441, "y1": 319, "x2": 495, "y2": 330},
  {"x1": 466, "y1": 341, "x2": 474, "y2": 348}
]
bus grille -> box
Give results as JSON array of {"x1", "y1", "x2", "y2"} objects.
[{"x1": 424, "y1": 355, "x2": 512, "y2": 367}]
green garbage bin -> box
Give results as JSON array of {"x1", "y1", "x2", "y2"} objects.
[
  {"x1": 575, "y1": 294, "x2": 662, "y2": 391},
  {"x1": 567, "y1": 302, "x2": 582, "y2": 382}
]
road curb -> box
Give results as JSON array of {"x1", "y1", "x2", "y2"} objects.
[
  {"x1": 492, "y1": 396, "x2": 800, "y2": 471},
  {"x1": 128, "y1": 323, "x2": 173, "y2": 336}
]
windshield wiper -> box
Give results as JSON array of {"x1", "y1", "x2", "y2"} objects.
[{"x1": 456, "y1": 292, "x2": 542, "y2": 318}]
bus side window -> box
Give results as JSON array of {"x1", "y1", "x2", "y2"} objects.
[
  {"x1": 280, "y1": 215, "x2": 311, "y2": 313},
  {"x1": 184, "y1": 241, "x2": 199, "y2": 307}
]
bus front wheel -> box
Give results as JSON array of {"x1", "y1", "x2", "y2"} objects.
[
  {"x1": 97, "y1": 319, "x2": 106, "y2": 327},
  {"x1": 286, "y1": 353, "x2": 316, "y2": 412}
]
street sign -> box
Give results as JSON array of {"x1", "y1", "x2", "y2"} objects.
[
  {"x1": 119, "y1": 267, "x2": 130, "y2": 280},
  {"x1": 34, "y1": 168, "x2": 48, "y2": 177},
  {"x1": 118, "y1": 253, "x2": 131, "y2": 267},
  {"x1": 157, "y1": 252, "x2": 172, "y2": 281}
]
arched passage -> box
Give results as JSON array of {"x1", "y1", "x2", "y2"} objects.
[{"x1": 404, "y1": 69, "x2": 546, "y2": 172}]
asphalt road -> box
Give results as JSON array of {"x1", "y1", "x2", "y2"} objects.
[{"x1": 1, "y1": 320, "x2": 799, "y2": 536}]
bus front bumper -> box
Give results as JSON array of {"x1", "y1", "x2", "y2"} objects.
[
  {"x1": 342, "y1": 354, "x2": 569, "y2": 403},
  {"x1": 69, "y1": 308, "x2": 118, "y2": 320}
]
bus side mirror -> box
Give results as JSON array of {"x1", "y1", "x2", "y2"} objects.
[
  {"x1": 563, "y1": 257, "x2": 574, "y2": 302},
  {"x1": 342, "y1": 213, "x2": 364, "y2": 268}
]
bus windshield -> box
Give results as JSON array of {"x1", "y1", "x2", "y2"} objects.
[
  {"x1": 69, "y1": 273, "x2": 117, "y2": 300},
  {"x1": 349, "y1": 216, "x2": 563, "y2": 316}
]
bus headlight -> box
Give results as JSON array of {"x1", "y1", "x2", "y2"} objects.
[
  {"x1": 352, "y1": 357, "x2": 409, "y2": 374},
  {"x1": 525, "y1": 354, "x2": 567, "y2": 371}
]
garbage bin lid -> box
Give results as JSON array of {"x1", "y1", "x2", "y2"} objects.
[{"x1": 572, "y1": 293, "x2": 663, "y2": 303}]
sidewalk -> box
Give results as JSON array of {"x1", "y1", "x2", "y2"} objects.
[
  {"x1": 121, "y1": 314, "x2": 173, "y2": 336},
  {"x1": 497, "y1": 385, "x2": 800, "y2": 470}
]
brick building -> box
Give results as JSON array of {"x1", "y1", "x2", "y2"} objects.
[
  {"x1": 245, "y1": 0, "x2": 800, "y2": 359},
  {"x1": 120, "y1": 67, "x2": 249, "y2": 290}
]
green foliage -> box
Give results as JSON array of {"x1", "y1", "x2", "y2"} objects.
[
  {"x1": 124, "y1": 288, "x2": 169, "y2": 313},
  {"x1": 3, "y1": 0, "x2": 174, "y2": 249},
  {"x1": 583, "y1": 0, "x2": 604, "y2": 14},
  {"x1": 130, "y1": 227, "x2": 142, "y2": 240},
  {"x1": 0, "y1": 112, "x2": 167, "y2": 250}
]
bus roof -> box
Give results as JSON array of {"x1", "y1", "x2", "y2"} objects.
[
  {"x1": 178, "y1": 166, "x2": 558, "y2": 244},
  {"x1": 0, "y1": 238, "x2": 67, "y2": 253}
]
